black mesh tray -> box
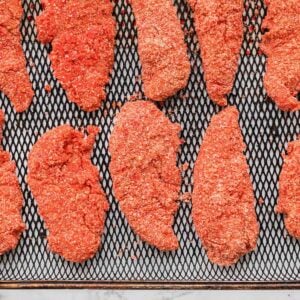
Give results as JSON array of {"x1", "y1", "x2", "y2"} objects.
[{"x1": 0, "y1": 0, "x2": 299, "y2": 289}]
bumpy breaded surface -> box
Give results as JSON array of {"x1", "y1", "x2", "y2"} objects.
[
  {"x1": 28, "y1": 125, "x2": 108, "y2": 262},
  {"x1": 131, "y1": 0, "x2": 190, "y2": 100},
  {"x1": 0, "y1": 110, "x2": 25, "y2": 255},
  {"x1": 192, "y1": 106, "x2": 259, "y2": 266},
  {"x1": 188, "y1": 0, "x2": 243, "y2": 106},
  {"x1": 0, "y1": 0, "x2": 33, "y2": 112},
  {"x1": 277, "y1": 137, "x2": 300, "y2": 239},
  {"x1": 36, "y1": 0, "x2": 116, "y2": 111},
  {"x1": 260, "y1": 0, "x2": 300, "y2": 111},
  {"x1": 109, "y1": 101, "x2": 181, "y2": 250}
]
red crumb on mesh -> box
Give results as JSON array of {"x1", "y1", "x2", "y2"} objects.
[
  {"x1": 36, "y1": 0, "x2": 116, "y2": 112},
  {"x1": 192, "y1": 106, "x2": 259, "y2": 266},
  {"x1": 44, "y1": 84, "x2": 51, "y2": 93},
  {"x1": 188, "y1": 0, "x2": 243, "y2": 106},
  {"x1": 276, "y1": 136, "x2": 300, "y2": 239},
  {"x1": 131, "y1": 0, "x2": 190, "y2": 100},
  {"x1": 111, "y1": 101, "x2": 123, "y2": 110},
  {"x1": 28, "y1": 125, "x2": 108, "y2": 262},
  {"x1": 258, "y1": 198, "x2": 264, "y2": 206},
  {"x1": 111, "y1": 102, "x2": 117, "y2": 110},
  {"x1": 128, "y1": 93, "x2": 139, "y2": 102},
  {"x1": 180, "y1": 192, "x2": 192, "y2": 203},
  {"x1": 109, "y1": 101, "x2": 181, "y2": 251},
  {"x1": 0, "y1": 110, "x2": 25, "y2": 255},
  {"x1": 260, "y1": 0, "x2": 300, "y2": 111},
  {"x1": 180, "y1": 162, "x2": 189, "y2": 172},
  {"x1": 0, "y1": 1, "x2": 34, "y2": 112}
]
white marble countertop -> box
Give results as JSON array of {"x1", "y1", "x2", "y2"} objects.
[{"x1": 0, "y1": 290, "x2": 299, "y2": 300}]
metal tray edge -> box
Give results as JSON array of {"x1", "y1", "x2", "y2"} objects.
[{"x1": 0, "y1": 280, "x2": 299, "y2": 289}]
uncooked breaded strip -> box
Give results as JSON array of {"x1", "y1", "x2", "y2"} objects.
[
  {"x1": 0, "y1": 0, "x2": 34, "y2": 112},
  {"x1": 192, "y1": 106, "x2": 259, "y2": 266},
  {"x1": 260, "y1": 0, "x2": 300, "y2": 111},
  {"x1": 131, "y1": 0, "x2": 190, "y2": 101},
  {"x1": 188, "y1": 0, "x2": 243, "y2": 106},
  {"x1": 36, "y1": 0, "x2": 116, "y2": 111},
  {"x1": 0, "y1": 110, "x2": 25, "y2": 255},
  {"x1": 27, "y1": 125, "x2": 108, "y2": 262},
  {"x1": 109, "y1": 101, "x2": 181, "y2": 250},
  {"x1": 276, "y1": 137, "x2": 300, "y2": 238}
]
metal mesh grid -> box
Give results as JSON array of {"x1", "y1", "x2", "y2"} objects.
[{"x1": 0, "y1": 0, "x2": 299, "y2": 282}]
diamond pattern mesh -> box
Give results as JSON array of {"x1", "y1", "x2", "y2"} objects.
[{"x1": 0, "y1": 0, "x2": 299, "y2": 282}]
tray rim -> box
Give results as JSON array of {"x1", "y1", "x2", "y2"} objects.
[{"x1": 0, "y1": 280, "x2": 299, "y2": 289}]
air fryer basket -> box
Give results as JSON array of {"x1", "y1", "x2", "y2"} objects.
[{"x1": 0, "y1": 0, "x2": 299, "y2": 288}]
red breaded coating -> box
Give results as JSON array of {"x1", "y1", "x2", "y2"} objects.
[
  {"x1": 0, "y1": 110, "x2": 25, "y2": 255},
  {"x1": 260, "y1": 0, "x2": 300, "y2": 111},
  {"x1": 109, "y1": 101, "x2": 181, "y2": 250},
  {"x1": 0, "y1": 0, "x2": 34, "y2": 112},
  {"x1": 192, "y1": 106, "x2": 259, "y2": 266},
  {"x1": 36, "y1": 0, "x2": 116, "y2": 111},
  {"x1": 277, "y1": 137, "x2": 300, "y2": 239},
  {"x1": 28, "y1": 125, "x2": 108, "y2": 262},
  {"x1": 131, "y1": 0, "x2": 190, "y2": 101},
  {"x1": 188, "y1": 0, "x2": 243, "y2": 106}
]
